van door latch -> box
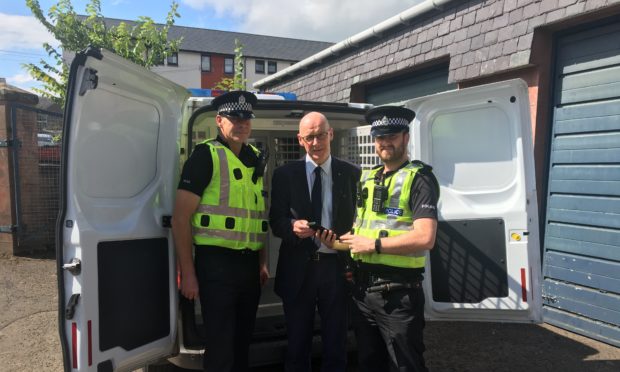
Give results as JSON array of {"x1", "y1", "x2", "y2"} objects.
[
  {"x1": 65, "y1": 294, "x2": 80, "y2": 320},
  {"x1": 62, "y1": 258, "x2": 81, "y2": 275}
]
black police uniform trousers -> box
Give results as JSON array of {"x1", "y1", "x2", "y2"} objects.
[
  {"x1": 351, "y1": 265, "x2": 428, "y2": 372},
  {"x1": 195, "y1": 245, "x2": 261, "y2": 372}
]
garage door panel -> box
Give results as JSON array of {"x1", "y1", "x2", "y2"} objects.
[
  {"x1": 561, "y1": 65, "x2": 620, "y2": 90},
  {"x1": 549, "y1": 179, "x2": 620, "y2": 196},
  {"x1": 540, "y1": 19, "x2": 620, "y2": 346},
  {"x1": 542, "y1": 280, "x2": 620, "y2": 325},
  {"x1": 546, "y1": 236, "x2": 620, "y2": 262},
  {"x1": 552, "y1": 132, "x2": 620, "y2": 150},
  {"x1": 554, "y1": 115, "x2": 620, "y2": 135},
  {"x1": 546, "y1": 223, "x2": 620, "y2": 250},
  {"x1": 545, "y1": 251, "x2": 620, "y2": 280},
  {"x1": 555, "y1": 99, "x2": 620, "y2": 121},
  {"x1": 549, "y1": 165, "x2": 620, "y2": 181},
  {"x1": 557, "y1": 22, "x2": 620, "y2": 74},
  {"x1": 552, "y1": 148, "x2": 620, "y2": 163},
  {"x1": 548, "y1": 194, "x2": 620, "y2": 213},
  {"x1": 547, "y1": 208, "x2": 620, "y2": 229},
  {"x1": 560, "y1": 80, "x2": 620, "y2": 105},
  {"x1": 543, "y1": 307, "x2": 620, "y2": 347}
]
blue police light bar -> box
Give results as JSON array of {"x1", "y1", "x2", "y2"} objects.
[{"x1": 187, "y1": 88, "x2": 296, "y2": 101}]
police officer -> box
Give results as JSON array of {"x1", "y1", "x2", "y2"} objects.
[
  {"x1": 172, "y1": 91, "x2": 269, "y2": 372},
  {"x1": 338, "y1": 106, "x2": 439, "y2": 372}
]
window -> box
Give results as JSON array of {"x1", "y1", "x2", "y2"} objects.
[
  {"x1": 201, "y1": 55, "x2": 211, "y2": 72},
  {"x1": 268, "y1": 60, "x2": 277, "y2": 74},
  {"x1": 224, "y1": 57, "x2": 234, "y2": 74},
  {"x1": 255, "y1": 60, "x2": 265, "y2": 74},
  {"x1": 167, "y1": 52, "x2": 178, "y2": 66}
]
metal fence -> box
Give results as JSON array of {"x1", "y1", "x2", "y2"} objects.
[{"x1": 8, "y1": 103, "x2": 63, "y2": 254}]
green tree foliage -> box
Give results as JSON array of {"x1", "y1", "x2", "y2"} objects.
[
  {"x1": 214, "y1": 39, "x2": 248, "y2": 91},
  {"x1": 24, "y1": 0, "x2": 182, "y2": 108}
]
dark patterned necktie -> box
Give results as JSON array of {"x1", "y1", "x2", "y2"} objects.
[{"x1": 311, "y1": 166, "x2": 322, "y2": 226}]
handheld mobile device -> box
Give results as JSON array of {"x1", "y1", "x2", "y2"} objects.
[{"x1": 307, "y1": 221, "x2": 327, "y2": 233}]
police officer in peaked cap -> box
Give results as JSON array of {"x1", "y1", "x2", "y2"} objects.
[
  {"x1": 333, "y1": 105, "x2": 440, "y2": 372},
  {"x1": 172, "y1": 90, "x2": 269, "y2": 372}
]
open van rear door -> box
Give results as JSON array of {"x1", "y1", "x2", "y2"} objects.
[
  {"x1": 407, "y1": 79, "x2": 542, "y2": 322},
  {"x1": 57, "y1": 48, "x2": 188, "y2": 371}
]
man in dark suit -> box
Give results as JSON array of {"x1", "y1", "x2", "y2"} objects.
[{"x1": 269, "y1": 112, "x2": 360, "y2": 372}]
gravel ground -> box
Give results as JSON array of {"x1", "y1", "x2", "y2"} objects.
[{"x1": 1, "y1": 255, "x2": 618, "y2": 372}]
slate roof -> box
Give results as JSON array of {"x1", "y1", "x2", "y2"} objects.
[{"x1": 97, "y1": 17, "x2": 334, "y2": 61}]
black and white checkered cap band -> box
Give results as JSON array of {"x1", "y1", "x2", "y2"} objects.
[
  {"x1": 371, "y1": 117, "x2": 410, "y2": 128},
  {"x1": 218, "y1": 101, "x2": 253, "y2": 113}
]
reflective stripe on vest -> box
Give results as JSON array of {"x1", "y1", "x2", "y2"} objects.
[
  {"x1": 352, "y1": 163, "x2": 426, "y2": 268},
  {"x1": 191, "y1": 139, "x2": 267, "y2": 250}
]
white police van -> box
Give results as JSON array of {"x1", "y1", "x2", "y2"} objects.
[{"x1": 57, "y1": 48, "x2": 542, "y2": 371}]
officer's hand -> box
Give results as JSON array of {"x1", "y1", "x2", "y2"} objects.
[
  {"x1": 292, "y1": 219, "x2": 316, "y2": 239},
  {"x1": 180, "y1": 272, "x2": 199, "y2": 300},
  {"x1": 340, "y1": 234, "x2": 375, "y2": 254},
  {"x1": 259, "y1": 264, "x2": 270, "y2": 287},
  {"x1": 316, "y1": 228, "x2": 336, "y2": 248}
]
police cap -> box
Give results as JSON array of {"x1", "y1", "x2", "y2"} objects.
[
  {"x1": 366, "y1": 106, "x2": 415, "y2": 137},
  {"x1": 212, "y1": 90, "x2": 257, "y2": 119}
]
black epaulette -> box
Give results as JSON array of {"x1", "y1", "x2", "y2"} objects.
[
  {"x1": 411, "y1": 160, "x2": 440, "y2": 196},
  {"x1": 410, "y1": 160, "x2": 432, "y2": 173}
]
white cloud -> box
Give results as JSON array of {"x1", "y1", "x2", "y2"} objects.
[
  {"x1": 0, "y1": 13, "x2": 58, "y2": 50},
  {"x1": 181, "y1": 0, "x2": 424, "y2": 42},
  {"x1": 7, "y1": 72, "x2": 35, "y2": 85}
]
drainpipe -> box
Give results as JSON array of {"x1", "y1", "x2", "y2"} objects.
[{"x1": 253, "y1": 0, "x2": 456, "y2": 90}]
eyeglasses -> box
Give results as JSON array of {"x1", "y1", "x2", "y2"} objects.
[{"x1": 300, "y1": 131, "x2": 329, "y2": 143}]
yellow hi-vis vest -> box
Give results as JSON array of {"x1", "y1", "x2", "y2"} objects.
[
  {"x1": 191, "y1": 139, "x2": 268, "y2": 250},
  {"x1": 352, "y1": 162, "x2": 427, "y2": 269}
]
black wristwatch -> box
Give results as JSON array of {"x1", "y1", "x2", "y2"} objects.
[{"x1": 374, "y1": 238, "x2": 382, "y2": 254}]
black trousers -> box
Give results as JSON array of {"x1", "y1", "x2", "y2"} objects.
[
  {"x1": 195, "y1": 246, "x2": 261, "y2": 372},
  {"x1": 352, "y1": 279, "x2": 427, "y2": 372},
  {"x1": 282, "y1": 253, "x2": 348, "y2": 372}
]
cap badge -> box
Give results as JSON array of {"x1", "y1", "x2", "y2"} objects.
[
  {"x1": 381, "y1": 116, "x2": 389, "y2": 126},
  {"x1": 239, "y1": 95, "x2": 246, "y2": 104}
]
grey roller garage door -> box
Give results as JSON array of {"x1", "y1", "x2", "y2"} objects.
[
  {"x1": 542, "y1": 20, "x2": 620, "y2": 347},
  {"x1": 365, "y1": 64, "x2": 456, "y2": 105}
]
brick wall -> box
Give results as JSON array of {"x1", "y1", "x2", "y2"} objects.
[{"x1": 264, "y1": 0, "x2": 620, "y2": 102}]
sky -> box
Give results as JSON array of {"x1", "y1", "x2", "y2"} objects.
[{"x1": 0, "y1": 0, "x2": 424, "y2": 92}]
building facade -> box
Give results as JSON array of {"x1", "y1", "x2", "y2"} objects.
[
  {"x1": 255, "y1": 0, "x2": 620, "y2": 347},
  {"x1": 136, "y1": 21, "x2": 333, "y2": 90}
]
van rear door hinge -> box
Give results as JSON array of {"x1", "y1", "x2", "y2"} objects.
[{"x1": 79, "y1": 67, "x2": 98, "y2": 96}]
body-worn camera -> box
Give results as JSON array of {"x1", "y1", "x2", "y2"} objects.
[
  {"x1": 372, "y1": 184, "x2": 388, "y2": 213},
  {"x1": 357, "y1": 183, "x2": 368, "y2": 207}
]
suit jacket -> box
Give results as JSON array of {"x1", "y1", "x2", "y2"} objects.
[{"x1": 269, "y1": 157, "x2": 361, "y2": 302}]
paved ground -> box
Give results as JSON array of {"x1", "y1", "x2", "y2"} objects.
[{"x1": 1, "y1": 255, "x2": 618, "y2": 371}]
